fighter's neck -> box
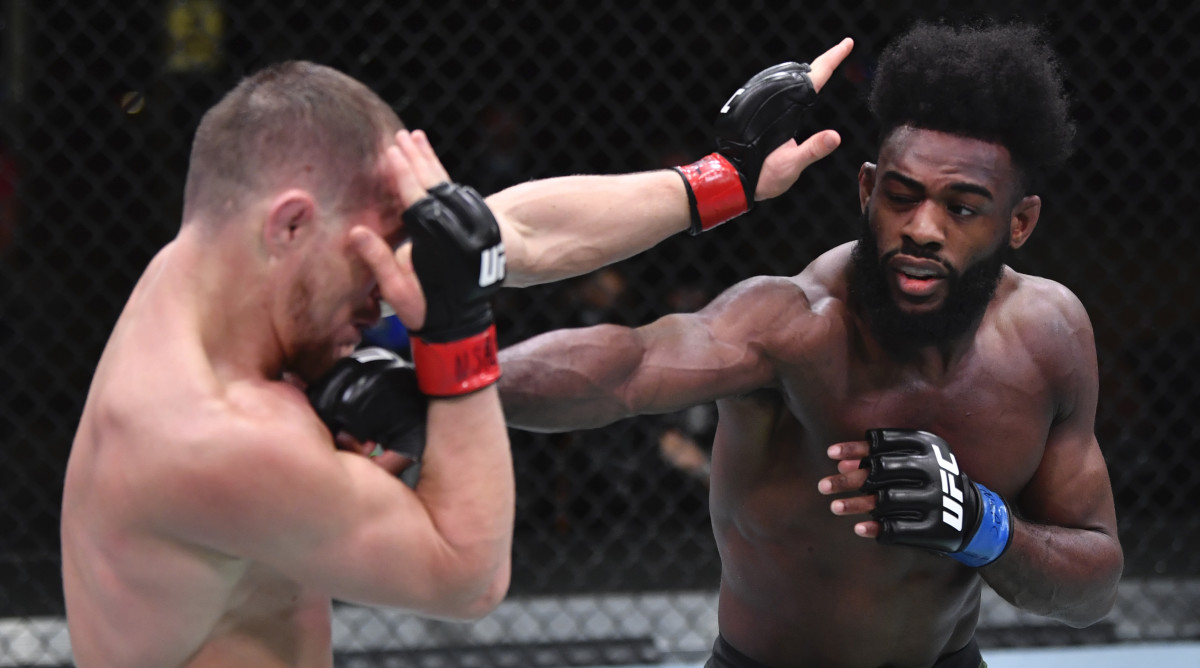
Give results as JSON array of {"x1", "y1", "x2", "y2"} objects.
[{"x1": 161, "y1": 227, "x2": 286, "y2": 382}]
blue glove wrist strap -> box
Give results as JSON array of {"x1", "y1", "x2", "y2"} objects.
[{"x1": 950, "y1": 483, "x2": 1013, "y2": 567}]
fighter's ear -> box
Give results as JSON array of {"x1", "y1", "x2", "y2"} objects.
[
  {"x1": 858, "y1": 162, "x2": 877, "y2": 213},
  {"x1": 264, "y1": 189, "x2": 317, "y2": 256},
  {"x1": 1009, "y1": 195, "x2": 1041, "y2": 249}
]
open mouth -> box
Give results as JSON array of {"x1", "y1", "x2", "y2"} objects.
[{"x1": 889, "y1": 257, "x2": 948, "y2": 299}]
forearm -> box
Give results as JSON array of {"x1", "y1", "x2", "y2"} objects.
[
  {"x1": 981, "y1": 517, "x2": 1123, "y2": 627},
  {"x1": 499, "y1": 325, "x2": 645, "y2": 431},
  {"x1": 488, "y1": 171, "x2": 689, "y2": 287},
  {"x1": 416, "y1": 387, "x2": 514, "y2": 616}
]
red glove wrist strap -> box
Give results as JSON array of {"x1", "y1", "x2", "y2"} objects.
[
  {"x1": 410, "y1": 325, "x2": 501, "y2": 397},
  {"x1": 674, "y1": 153, "x2": 749, "y2": 234}
]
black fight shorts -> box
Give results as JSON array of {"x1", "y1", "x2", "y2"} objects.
[{"x1": 703, "y1": 633, "x2": 987, "y2": 668}]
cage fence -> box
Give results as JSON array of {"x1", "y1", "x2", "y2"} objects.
[{"x1": 0, "y1": 0, "x2": 1197, "y2": 665}]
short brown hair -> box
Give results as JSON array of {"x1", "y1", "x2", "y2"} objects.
[{"x1": 182, "y1": 61, "x2": 403, "y2": 225}]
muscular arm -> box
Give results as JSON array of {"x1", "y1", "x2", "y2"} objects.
[
  {"x1": 485, "y1": 38, "x2": 853, "y2": 287},
  {"x1": 489, "y1": 171, "x2": 690, "y2": 287},
  {"x1": 158, "y1": 383, "x2": 513, "y2": 620},
  {"x1": 500, "y1": 276, "x2": 808, "y2": 431},
  {"x1": 980, "y1": 290, "x2": 1123, "y2": 626}
]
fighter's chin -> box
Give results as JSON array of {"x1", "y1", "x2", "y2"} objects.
[
  {"x1": 289, "y1": 340, "x2": 358, "y2": 384},
  {"x1": 887, "y1": 283, "x2": 948, "y2": 315}
]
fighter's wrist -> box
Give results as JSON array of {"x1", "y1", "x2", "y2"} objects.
[
  {"x1": 674, "y1": 153, "x2": 749, "y2": 235},
  {"x1": 410, "y1": 325, "x2": 501, "y2": 397},
  {"x1": 949, "y1": 483, "x2": 1014, "y2": 567}
]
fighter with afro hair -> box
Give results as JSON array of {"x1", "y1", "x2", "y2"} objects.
[{"x1": 869, "y1": 21, "x2": 1076, "y2": 193}]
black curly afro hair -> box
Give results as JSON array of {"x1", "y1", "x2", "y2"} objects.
[{"x1": 868, "y1": 21, "x2": 1076, "y2": 194}]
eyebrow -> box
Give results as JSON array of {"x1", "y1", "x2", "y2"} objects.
[{"x1": 881, "y1": 170, "x2": 994, "y2": 200}]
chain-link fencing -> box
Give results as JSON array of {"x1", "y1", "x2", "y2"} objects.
[{"x1": 0, "y1": 0, "x2": 1197, "y2": 665}]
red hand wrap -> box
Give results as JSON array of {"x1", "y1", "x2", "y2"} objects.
[
  {"x1": 674, "y1": 153, "x2": 749, "y2": 234},
  {"x1": 410, "y1": 325, "x2": 501, "y2": 397}
]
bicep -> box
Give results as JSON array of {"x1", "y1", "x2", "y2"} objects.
[
  {"x1": 1019, "y1": 426, "x2": 1117, "y2": 536},
  {"x1": 160, "y1": 418, "x2": 485, "y2": 614},
  {"x1": 627, "y1": 310, "x2": 777, "y2": 413},
  {"x1": 499, "y1": 277, "x2": 805, "y2": 430},
  {"x1": 270, "y1": 451, "x2": 469, "y2": 610}
]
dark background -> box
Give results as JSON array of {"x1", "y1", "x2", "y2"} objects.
[{"x1": 0, "y1": 0, "x2": 1196, "y2": 652}]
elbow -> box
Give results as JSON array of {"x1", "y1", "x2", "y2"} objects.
[
  {"x1": 1052, "y1": 589, "x2": 1117, "y2": 628},
  {"x1": 455, "y1": 564, "x2": 511, "y2": 620},
  {"x1": 1052, "y1": 548, "x2": 1124, "y2": 628},
  {"x1": 436, "y1": 553, "x2": 512, "y2": 621}
]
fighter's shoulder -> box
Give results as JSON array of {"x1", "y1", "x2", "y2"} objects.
[
  {"x1": 797, "y1": 242, "x2": 855, "y2": 304},
  {"x1": 193, "y1": 378, "x2": 331, "y2": 471},
  {"x1": 140, "y1": 379, "x2": 334, "y2": 531},
  {"x1": 707, "y1": 242, "x2": 853, "y2": 318},
  {"x1": 1002, "y1": 270, "x2": 1093, "y2": 331},
  {"x1": 997, "y1": 270, "x2": 1096, "y2": 359}
]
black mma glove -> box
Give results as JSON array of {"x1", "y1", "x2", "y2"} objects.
[
  {"x1": 404, "y1": 182, "x2": 505, "y2": 396},
  {"x1": 307, "y1": 346, "x2": 428, "y2": 468},
  {"x1": 860, "y1": 429, "x2": 1014, "y2": 567},
  {"x1": 674, "y1": 61, "x2": 817, "y2": 234}
]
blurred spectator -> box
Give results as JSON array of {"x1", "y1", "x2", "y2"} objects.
[
  {"x1": 475, "y1": 102, "x2": 530, "y2": 195},
  {"x1": 568, "y1": 265, "x2": 631, "y2": 327}
]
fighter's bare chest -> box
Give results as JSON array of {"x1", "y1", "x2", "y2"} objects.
[{"x1": 780, "y1": 345, "x2": 1056, "y2": 494}]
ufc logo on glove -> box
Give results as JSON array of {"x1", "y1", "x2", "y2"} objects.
[
  {"x1": 933, "y1": 443, "x2": 965, "y2": 531},
  {"x1": 478, "y1": 244, "x2": 506, "y2": 288},
  {"x1": 863, "y1": 429, "x2": 1014, "y2": 567}
]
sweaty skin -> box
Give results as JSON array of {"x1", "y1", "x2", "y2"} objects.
[{"x1": 499, "y1": 129, "x2": 1122, "y2": 667}]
